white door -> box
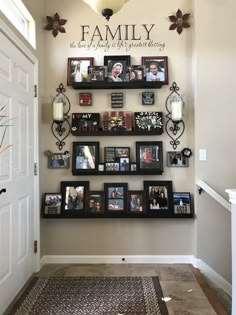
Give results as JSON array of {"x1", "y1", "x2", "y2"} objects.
[{"x1": 0, "y1": 30, "x2": 37, "y2": 314}]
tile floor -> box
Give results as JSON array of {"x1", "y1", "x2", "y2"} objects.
[{"x1": 34, "y1": 263, "x2": 231, "y2": 315}]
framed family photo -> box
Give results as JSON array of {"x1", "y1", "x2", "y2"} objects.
[
  {"x1": 42, "y1": 193, "x2": 62, "y2": 216},
  {"x1": 136, "y1": 141, "x2": 163, "y2": 174},
  {"x1": 144, "y1": 181, "x2": 173, "y2": 216},
  {"x1": 48, "y1": 153, "x2": 70, "y2": 169},
  {"x1": 141, "y1": 56, "x2": 168, "y2": 85},
  {"x1": 88, "y1": 191, "x2": 105, "y2": 214},
  {"x1": 72, "y1": 142, "x2": 99, "y2": 175},
  {"x1": 127, "y1": 191, "x2": 145, "y2": 214},
  {"x1": 173, "y1": 192, "x2": 192, "y2": 215},
  {"x1": 104, "y1": 55, "x2": 130, "y2": 82},
  {"x1": 104, "y1": 183, "x2": 128, "y2": 213},
  {"x1": 167, "y1": 151, "x2": 188, "y2": 167},
  {"x1": 67, "y1": 57, "x2": 94, "y2": 85},
  {"x1": 61, "y1": 181, "x2": 89, "y2": 215}
]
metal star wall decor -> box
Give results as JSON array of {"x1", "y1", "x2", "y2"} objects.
[
  {"x1": 45, "y1": 13, "x2": 67, "y2": 37},
  {"x1": 169, "y1": 9, "x2": 190, "y2": 35}
]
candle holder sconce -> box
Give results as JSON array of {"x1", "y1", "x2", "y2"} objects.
[
  {"x1": 165, "y1": 81, "x2": 185, "y2": 150},
  {"x1": 51, "y1": 83, "x2": 71, "y2": 151}
]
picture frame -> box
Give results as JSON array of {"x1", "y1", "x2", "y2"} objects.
[
  {"x1": 127, "y1": 191, "x2": 145, "y2": 213},
  {"x1": 142, "y1": 92, "x2": 155, "y2": 105},
  {"x1": 72, "y1": 142, "x2": 99, "y2": 175},
  {"x1": 43, "y1": 193, "x2": 62, "y2": 216},
  {"x1": 67, "y1": 57, "x2": 94, "y2": 85},
  {"x1": 141, "y1": 56, "x2": 168, "y2": 85},
  {"x1": 104, "y1": 183, "x2": 128, "y2": 213},
  {"x1": 128, "y1": 65, "x2": 144, "y2": 81},
  {"x1": 88, "y1": 66, "x2": 106, "y2": 82},
  {"x1": 102, "y1": 111, "x2": 132, "y2": 131},
  {"x1": 144, "y1": 181, "x2": 173, "y2": 216},
  {"x1": 136, "y1": 141, "x2": 163, "y2": 174},
  {"x1": 104, "y1": 55, "x2": 131, "y2": 82},
  {"x1": 88, "y1": 191, "x2": 105, "y2": 214},
  {"x1": 104, "y1": 147, "x2": 130, "y2": 162},
  {"x1": 134, "y1": 112, "x2": 163, "y2": 132},
  {"x1": 47, "y1": 153, "x2": 70, "y2": 169},
  {"x1": 71, "y1": 113, "x2": 100, "y2": 134},
  {"x1": 173, "y1": 192, "x2": 192, "y2": 215},
  {"x1": 61, "y1": 181, "x2": 89, "y2": 215},
  {"x1": 167, "y1": 151, "x2": 189, "y2": 167}
]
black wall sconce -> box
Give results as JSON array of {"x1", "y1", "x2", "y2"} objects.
[
  {"x1": 165, "y1": 81, "x2": 185, "y2": 150},
  {"x1": 51, "y1": 83, "x2": 71, "y2": 150}
]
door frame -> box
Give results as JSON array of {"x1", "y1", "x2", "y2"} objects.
[{"x1": 0, "y1": 17, "x2": 40, "y2": 272}]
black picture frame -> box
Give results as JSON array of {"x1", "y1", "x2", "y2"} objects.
[
  {"x1": 104, "y1": 183, "x2": 128, "y2": 214},
  {"x1": 127, "y1": 190, "x2": 145, "y2": 214},
  {"x1": 136, "y1": 141, "x2": 163, "y2": 173},
  {"x1": 61, "y1": 181, "x2": 89, "y2": 216},
  {"x1": 88, "y1": 66, "x2": 106, "y2": 82},
  {"x1": 104, "y1": 55, "x2": 131, "y2": 82},
  {"x1": 173, "y1": 192, "x2": 192, "y2": 215},
  {"x1": 42, "y1": 193, "x2": 62, "y2": 217},
  {"x1": 144, "y1": 181, "x2": 173, "y2": 216},
  {"x1": 72, "y1": 142, "x2": 99, "y2": 175},
  {"x1": 128, "y1": 65, "x2": 145, "y2": 81},
  {"x1": 167, "y1": 151, "x2": 189, "y2": 167},
  {"x1": 134, "y1": 112, "x2": 163, "y2": 132},
  {"x1": 141, "y1": 56, "x2": 168, "y2": 85},
  {"x1": 142, "y1": 92, "x2": 155, "y2": 105},
  {"x1": 67, "y1": 57, "x2": 94, "y2": 85},
  {"x1": 47, "y1": 153, "x2": 70, "y2": 169},
  {"x1": 88, "y1": 191, "x2": 105, "y2": 214}
]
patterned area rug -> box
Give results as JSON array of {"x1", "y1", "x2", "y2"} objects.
[{"x1": 9, "y1": 276, "x2": 169, "y2": 315}]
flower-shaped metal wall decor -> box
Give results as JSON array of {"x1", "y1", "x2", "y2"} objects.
[
  {"x1": 169, "y1": 9, "x2": 190, "y2": 35},
  {"x1": 45, "y1": 13, "x2": 67, "y2": 37}
]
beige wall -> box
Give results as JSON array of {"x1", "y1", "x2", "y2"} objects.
[
  {"x1": 194, "y1": 0, "x2": 234, "y2": 281},
  {"x1": 40, "y1": 0, "x2": 194, "y2": 257}
]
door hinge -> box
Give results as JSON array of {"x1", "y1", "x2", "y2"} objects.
[
  {"x1": 34, "y1": 85, "x2": 37, "y2": 97},
  {"x1": 34, "y1": 162, "x2": 38, "y2": 175},
  {"x1": 34, "y1": 240, "x2": 38, "y2": 254}
]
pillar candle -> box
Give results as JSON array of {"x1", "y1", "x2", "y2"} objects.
[
  {"x1": 53, "y1": 101, "x2": 64, "y2": 121},
  {"x1": 171, "y1": 100, "x2": 183, "y2": 122}
]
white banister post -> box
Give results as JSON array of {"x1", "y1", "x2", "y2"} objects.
[{"x1": 226, "y1": 189, "x2": 236, "y2": 315}]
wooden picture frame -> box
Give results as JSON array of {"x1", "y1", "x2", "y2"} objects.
[
  {"x1": 144, "y1": 181, "x2": 173, "y2": 216},
  {"x1": 67, "y1": 57, "x2": 94, "y2": 85},
  {"x1": 72, "y1": 142, "x2": 99, "y2": 175},
  {"x1": 167, "y1": 151, "x2": 189, "y2": 167},
  {"x1": 173, "y1": 192, "x2": 192, "y2": 215},
  {"x1": 104, "y1": 55, "x2": 131, "y2": 82},
  {"x1": 141, "y1": 56, "x2": 168, "y2": 85},
  {"x1": 42, "y1": 193, "x2": 62, "y2": 216},
  {"x1": 88, "y1": 191, "x2": 105, "y2": 214},
  {"x1": 61, "y1": 181, "x2": 89, "y2": 216},
  {"x1": 104, "y1": 183, "x2": 128, "y2": 213},
  {"x1": 136, "y1": 141, "x2": 163, "y2": 174},
  {"x1": 127, "y1": 191, "x2": 145, "y2": 214}
]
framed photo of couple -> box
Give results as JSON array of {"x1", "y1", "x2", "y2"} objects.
[{"x1": 136, "y1": 141, "x2": 163, "y2": 174}]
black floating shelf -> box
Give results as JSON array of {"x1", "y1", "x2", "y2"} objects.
[
  {"x1": 71, "y1": 129, "x2": 163, "y2": 136},
  {"x1": 42, "y1": 213, "x2": 194, "y2": 219},
  {"x1": 72, "y1": 81, "x2": 163, "y2": 90},
  {"x1": 72, "y1": 170, "x2": 163, "y2": 176}
]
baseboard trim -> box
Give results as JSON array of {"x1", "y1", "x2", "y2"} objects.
[
  {"x1": 193, "y1": 258, "x2": 232, "y2": 297},
  {"x1": 40, "y1": 255, "x2": 194, "y2": 266}
]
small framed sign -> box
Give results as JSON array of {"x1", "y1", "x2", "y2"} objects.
[
  {"x1": 173, "y1": 192, "x2": 192, "y2": 215},
  {"x1": 111, "y1": 92, "x2": 123, "y2": 108},
  {"x1": 142, "y1": 92, "x2": 155, "y2": 105},
  {"x1": 79, "y1": 93, "x2": 92, "y2": 106}
]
